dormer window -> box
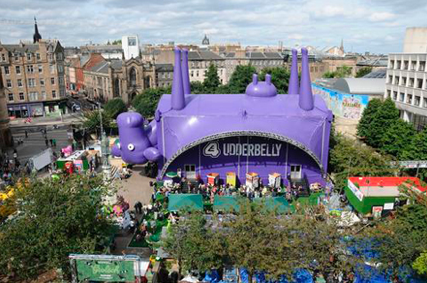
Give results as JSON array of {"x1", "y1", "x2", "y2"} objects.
[{"x1": 27, "y1": 53, "x2": 32, "y2": 60}]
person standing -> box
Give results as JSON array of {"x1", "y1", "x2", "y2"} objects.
[
  {"x1": 13, "y1": 149, "x2": 18, "y2": 160},
  {"x1": 52, "y1": 138, "x2": 57, "y2": 147},
  {"x1": 24, "y1": 130, "x2": 28, "y2": 138},
  {"x1": 45, "y1": 138, "x2": 49, "y2": 147}
]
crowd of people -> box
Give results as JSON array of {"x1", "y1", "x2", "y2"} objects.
[{"x1": 152, "y1": 176, "x2": 319, "y2": 204}]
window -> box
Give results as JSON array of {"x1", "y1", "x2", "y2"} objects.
[
  {"x1": 128, "y1": 37, "x2": 137, "y2": 46},
  {"x1": 401, "y1": 77, "x2": 407, "y2": 86},
  {"x1": 419, "y1": 61, "x2": 426, "y2": 71},
  {"x1": 190, "y1": 71, "x2": 194, "y2": 77},
  {"x1": 403, "y1": 60, "x2": 409, "y2": 70},
  {"x1": 417, "y1": 78, "x2": 423, "y2": 89},
  {"x1": 50, "y1": 65, "x2": 55, "y2": 74},
  {"x1": 399, "y1": 93, "x2": 404, "y2": 102},
  {"x1": 52, "y1": 90, "x2": 56, "y2": 98},
  {"x1": 6, "y1": 80, "x2": 12, "y2": 88},
  {"x1": 408, "y1": 78, "x2": 414, "y2": 87},
  {"x1": 17, "y1": 79, "x2": 22, "y2": 87},
  {"x1": 15, "y1": 66, "x2": 21, "y2": 74},
  {"x1": 386, "y1": 90, "x2": 391, "y2": 99},
  {"x1": 29, "y1": 92, "x2": 38, "y2": 101},
  {"x1": 8, "y1": 93, "x2": 13, "y2": 101},
  {"x1": 36, "y1": 53, "x2": 41, "y2": 60},
  {"x1": 1, "y1": 53, "x2": 5, "y2": 61},
  {"x1": 14, "y1": 53, "x2": 19, "y2": 61},
  {"x1": 41, "y1": 91, "x2": 46, "y2": 100},
  {"x1": 415, "y1": 96, "x2": 421, "y2": 106},
  {"x1": 395, "y1": 76, "x2": 399, "y2": 85},
  {"x1": 27, "y1": 65, "x2": 34, "y2": 73},
  {"x1": 407, "y1": 94, "x2": 412, "y2": 104},
  {"x1": 130, "y1": 68, "x2": 137, "y2": 86},
  {"x1": 51, "y1": 78, "x2": 55, "y2": 85},
  {"x1": 393, "y1": 91, "x2": 398, "y2": 100},
  {"x1": 40, "y1": 78, "x2": 45, "y2": 86},
  {"x1": 59, "y1": 77, "x2": 64, "y2": 86},
  {"x1": 38, "y1": 65, "x2": 43, "y2": 73},
  {"x1": 389, "y1": 60, "x2": 394, "y2": 69},
  {"x1": 4, "y1": 66, "x2": 9, "y2": 75},
  {"x1": 19, "y1": 92, "x2": 24, "y2": 100},
  {"x1": 424, "y1": 98, "x2": 427, "y2": 108},
  {"x1": 57, "y1": 53, "x2": 63, "y2": 60},
  {"x1": 28, "y1": 78, "x2": 36, "y2": 87},
  {"x1": 26, "y1": 53, "x2": 32, "y2": 60},
  {"x1": 58, "y1": 65, "x2": 63, "y2": 73}
]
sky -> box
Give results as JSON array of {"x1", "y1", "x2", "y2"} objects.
[{"x1": 0, "y1": 0, "x2": 426, "y2": 54}]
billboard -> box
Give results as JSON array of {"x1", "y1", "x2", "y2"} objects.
[
  {"x1": 69, "y1": 254, "x2": 147, "y2": 282},
  {"x1": 312, "y1": 84, "x2": 370, "y2": 120}
]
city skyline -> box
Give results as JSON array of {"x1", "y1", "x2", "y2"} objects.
[{"x1": 0, "y1": 0, "x2": 426, "y2": 53}]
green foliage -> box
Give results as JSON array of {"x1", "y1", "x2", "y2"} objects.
[
  {"x1": 357, "y1": 99, "x2": 382, "y2": 139},
  {"x1": 165, "y1": 200, "x2": 361, "y2": 282},
  {"x1": 190, "y1": 81, "x2": 206, "y2": 94},
  {"x1": 0, "y1": 175, "x2": 115, "y2": 281},
  {"x1": 356, "y1": 67, "x2": 373, "y2": 78},
  {"x1": 322, "y1": 65, "x2": 352, "y2": 78},
  {"x1": 414, "y1": 252, "x2": 427, "y2": 275},
  {"x1": 259, "y1": 67, "x2": 290, "y2": 94},
  {"x1": 361, "y1": 188, "x2": 427, "y2": 279},
  {"x1": 329, "y1": 133, "x2": 396, "y2": 190},
  {"x1": 82, "y1": 110, "x2": 113, "y2": 134},
  {"x1": 164, "y1": 212, "x2": 226, "y2": 277},
  {"x1": 401, "y1": 128, "x2": 427, "y2": 160},
  {"x1": 103, "y1": 98, "x2": 127, "y2": 119},
  {"x1": 228, "y1": 65, "x2": 257, "y2": 93},
  {"x1": 366, "y1": 98, "x2": 400, "y2": 149},
  {"x1": 111, "y1": 39, "x2": 122, "y2": 45},
  {"x1": 380, "y1": 119, "x2": 415, "y2": 158},
  {"x1": 203, "y1": 64, "x2": 221, "y2": 92},
  {"x1": 132, "y1": 87, "x2": 171, "y2": 118}
]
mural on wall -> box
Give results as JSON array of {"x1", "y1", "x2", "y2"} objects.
[{"x1": 312, "y1": 84, "x2": 370, "y2": 120}]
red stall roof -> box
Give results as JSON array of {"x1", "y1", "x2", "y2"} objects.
[{"x1": 348, "y1": 176, "x2": 427, "y2": 193}]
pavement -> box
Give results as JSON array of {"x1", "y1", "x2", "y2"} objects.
[{"x1": 9, "y1": 112, "x2": 82, "y2": 128}]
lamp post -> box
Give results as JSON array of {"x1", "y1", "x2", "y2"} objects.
[
  {"x1": 98, "y1": 102, "x2": 111, "y2": 182},
  {"x1": 98, "y1": 102, "x2": 116, "y2": 205}
]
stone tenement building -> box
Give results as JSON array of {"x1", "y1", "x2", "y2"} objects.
[
  {"x1": 0, "y1": 68, "x2": 12, "y2": 149},
  {"x1": 0, "y1": 21, "x2": 66, "y2": 118}
]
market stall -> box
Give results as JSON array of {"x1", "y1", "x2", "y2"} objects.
[
  {"x1": 246, "y1": 172, "x2": 259, "y2": 189},
  {"x1": 56, "y1": 150, "x2": 99, "y2": 173}
]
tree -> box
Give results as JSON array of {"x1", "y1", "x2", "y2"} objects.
[
  {"x1": 132, "y1": 86, "x2": 171, "y2": 118},
  {"x1": 259, "y1": 67, "x2": 290, "y2": 94},
  {"x1": 81, "y1": 109, "x2": 114, "y2": 135},
  {"x1": 380, "y1": 119, "x2": 415, "y2": 158},
  {"x1": 0, "y1": 174, "x2": 115, "y2": 281},
  {"x1": 367, "y1": 98, "x2": 400, "y2": 148},
  {"x1": 111, "y1": 39, "x2": 122, "y2": 45},
  {"x1": 356, "y1": 67, "x2": 373, "y2": 78},
  {"x1": 322, "y1": 65, "x2": 352, "y2": 79},
  {"x1": 203, "y1": 64, "x2": 221, "y2": 92},
  {"x1": 357, "y1": 98, "x2": 382, "y2": 139},
  {"x1": 228, "y1": 65, "x2": 257, "y2": 93},
  {"x1": 360, "y1": 186, "x2": 427, "y2": 280},
  {"x1": 190, "y1": 81, "x2": 206, "y2": 94},
  {"x1": 329, "y1": 133, "x2": 396, "y2": 190},
  {"x1": 103, "y1": 98, "x2": 127, "y2": 119},
  {"x1": 164, "y1": 212, "x2": 226, "y2": 279}
]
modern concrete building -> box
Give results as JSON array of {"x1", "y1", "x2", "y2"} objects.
[
  {"x1": 122, "y1": 35, "x2": 140, "y2": 60},
  {"x1": 385, "y1": 27, "x2": 427, "y2": 131}
]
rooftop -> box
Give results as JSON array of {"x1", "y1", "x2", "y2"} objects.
[{"x1": 333, "y1": 78, "x2": 386, "y2": 95}]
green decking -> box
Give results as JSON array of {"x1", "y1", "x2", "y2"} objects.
[
  {"x1": 344, "y1": 186, "x2": 396, "y2": 215},
  {"x1": 167, "y1": 194, "x2": 204, "y2": 211}
]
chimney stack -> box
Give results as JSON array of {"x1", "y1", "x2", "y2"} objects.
[
  {"x1": 181, "y1": 49, "x2": 191, "y2": 95},
  {"x1": 171, "y1": 48, "x2": 185, "y2": 110},
  {"x1": 299, "y1": 47, "x2": 314, "y2": 111},
  {"x1": 288, "y1": 49, "x2": 299, "y2": 95}
]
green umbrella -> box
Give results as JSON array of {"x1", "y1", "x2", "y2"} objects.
[{"x1": 166, "y1": 171, "x2": 178, "y2": 178}]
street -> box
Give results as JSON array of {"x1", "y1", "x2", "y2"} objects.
[{"x1": 7, "y1": 126, "x2": 72, "y2": 165}]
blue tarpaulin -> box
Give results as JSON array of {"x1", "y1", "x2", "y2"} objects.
[{"x1": 239, "y1": 268, "x2": 313, "y2": 283}]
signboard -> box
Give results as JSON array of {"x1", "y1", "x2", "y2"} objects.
[
  {"x1": 383, "y1": 203, "x2": 394, "y2": 210},
  {"x1": 69, "y1": 254, "x2": 145, "y2": 282},
  {"x1": 347, "y1": 179, "x2": 364, "y2": 201},
  {"x1": 390, "y1": 160, "x2": 427, "y2": 169},
  {"x1": 203, "y1": 141, "x2": 282, "y2": 158},
  {"x1": 372, "y1": 206, "x2": 383, "y2": 219}
]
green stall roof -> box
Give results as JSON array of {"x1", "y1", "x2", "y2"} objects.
[
  {"x1": 213, "y1": 196, "x2": 241, "y2": 212},
  {"x1": 168, "y1": 194, "x2": 204, "y2": 212},
  {"x1": 254, "y1": 197, "x2": 293, "y2": 213}
]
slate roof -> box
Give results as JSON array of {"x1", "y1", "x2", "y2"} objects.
[
  {"x1": 2, "y1": 44, "x2": 39, "y2": 53},
  {"x1": 155, "y1": 63, "x2": 173, "y2": 72},
  {"x1": 188, "y1": 50, "x2": 224, "y2": 60}
]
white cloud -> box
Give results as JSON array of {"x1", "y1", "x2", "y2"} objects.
[{"x1": 369, "y1": 12, "x2": 396, "y2": 22}]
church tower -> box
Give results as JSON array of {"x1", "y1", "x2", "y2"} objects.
[{"x1": 33, "y1": 17, "x2": 42, "y2": 43}]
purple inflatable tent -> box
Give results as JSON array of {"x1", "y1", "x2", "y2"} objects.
[{"x1": 113, "y1": 47, "x2": 332, "y2": 187}]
